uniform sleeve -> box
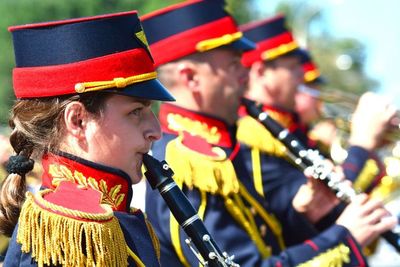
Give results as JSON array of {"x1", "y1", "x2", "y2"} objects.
[
  {"x1": 252, "y1": 152, "x2": 321, "y2": 246},
  {"x1": 4, "y1": 225, "x2": 35, "y2": 267},
  {"x1": 281, "y1": 224, "x2": 367, "y2": 267},
  {"x1": 145, "y1": 188, "x2": 367, "y2": 267},
  {"x1": 342, "y1": 145, "x2": 386, "y2": 193}
]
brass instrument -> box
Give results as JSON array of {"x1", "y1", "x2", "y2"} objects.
[
  {"x1": 321, "y1": 90, "x2": 399, "y2": 140},
  {"x1": 315, "y1": 90, "x2": 400, "y2": 204}
]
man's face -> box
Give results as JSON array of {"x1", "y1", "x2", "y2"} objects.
[
  {"x1": 264, "y1": 55, "x2": 303, "y2": 109},
  {"x1": 195, "y1": 48, "x2": 248, "y2": 124},
  {"x1": 295, "y1": 83, "x2": 323, "y2": 124}
]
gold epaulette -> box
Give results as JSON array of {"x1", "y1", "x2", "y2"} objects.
[
  {"x1": 165, "y1": 134, "x2": 285, "y2": 261},
  {"x1": 297, "y1": 243, "x2": 351, "y2": 267},
  {"x1": 237, "y1": 116, "x2": 287, "y2": 158},
  {"x1": 17, "y1": 187, "x2": 128, "y2": 267},
  {"x1": 165, "y1": 135, "x2": 239, "y2": 196}
]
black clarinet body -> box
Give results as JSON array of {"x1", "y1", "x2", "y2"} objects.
[
  {"x1": 241, "y1": 97, "x2": 400, "y2": 253},
  {"x1": 142, "y1": 154, "x2": 239, "y2": 267}
]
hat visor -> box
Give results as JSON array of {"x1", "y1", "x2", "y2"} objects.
[
  {"x1": 286, "y1": 48, "x2": 304, "y2": 59},
  {"x1": 229, "y1": 36, "x2": 256, "y2": 52},
  {"x1": 312, "y1": 76, "x2": 327, "y2": 85},
  {"x1": 106, "y1": 78, "x2": 175, "y2": 101}
]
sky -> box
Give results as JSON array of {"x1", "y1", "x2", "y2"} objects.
[{"x1": 255, "y1": 0, "x2": 400, "y2": 108}]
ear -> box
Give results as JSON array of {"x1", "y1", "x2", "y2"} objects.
[
  {"x1": 249, "y1": 60, "x2": 266, "y2": 79},
  {"x1": 63, "y1": 101, "x2": 87, "y2": 139},
  {"x1": 177, "y1": 61, "x2": 200, "y2": 93}
]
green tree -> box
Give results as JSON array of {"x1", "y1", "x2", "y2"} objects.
[{"x1": 275, "y1": 0, "x2": 378, "y2": 97}]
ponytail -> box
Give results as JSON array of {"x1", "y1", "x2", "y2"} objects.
[{"x1": 0, "y1": 130, "x2": 34, "y2": 236}]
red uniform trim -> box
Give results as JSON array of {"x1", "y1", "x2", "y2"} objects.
[
  {"x1": 150, "y1": 16, "x2": 238, "y2": 66},
  {"x1": 304, "y1": 240, "x2": 319, "y2": 251},
  {"x1": 41, "y1": 153, "x2": 131, "y2": 212},
  {"x1": 346, "y1": 236, "x2": 367, "y2": 267},
  {"x1": 303, "y1": 61, "x2": 317, "y2": 73},
  {"x1": 242, "y1": 32, "x2": 296, "y2": 67},
  {"x1": 13, "y1": 48, "x2": 154, "y2": 98},
  {"x1": 159, "y1": 103, "x2": 234, "y2": 148}
]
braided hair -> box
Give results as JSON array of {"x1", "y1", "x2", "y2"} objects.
[{"x1": 0, "y1": 92, "x2": 110, "y2": 236}]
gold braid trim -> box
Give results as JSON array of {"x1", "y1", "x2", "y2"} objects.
[
  {"x1": 297, "y1": 243, "x2": 351, "y2": 267},
  {"x1": 237, "y1": 116, "x2": 288, "y2": 158},
  {"x1": 144, "y1": 218, "x2": 161, "y2": 262},
  {"x1": 170, "y1": 210, "x2": 191, "y2": 267},
  {"x1": 196, "y1": 32, "x2": 243, "y2": 52},
  {"x1": 17, "y1": 191, "x2": 128, "y2": 267},
  {"x1": 165, "y1": 136, "x2": 239, "y2": 196},
  {"x1": 74, "y1": 72, "x2": 157, "y2": 93},
  {"x1": 353, "y1": 159, "x2": 379, "y2": 192},
  {"x1": 251, "y1": 147, "x2": 264, "y2": 197},
  {"x1": 261, "y1": 41, "x2": 299, "y2": 61},
  {"x1": 127, "y1": 246, "x2": 145, "y2": 267},
  {"x1": 223, "y1": 194, "x2": 272, "y2": 258},
  {"x1": 238, "y1": 182, "x2": 285, "y2": 250},
  {"x1": 304, "y1": 69, "x2": 321, "y2": 83},
  {"x1": 169, "y1": 178, "x2": 191, "y2": 267}
]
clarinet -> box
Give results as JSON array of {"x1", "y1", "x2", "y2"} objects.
[
  {"x1": 241, "y1": 97, "x2": 400, "y2": 253},
  {"x1": 142, "y1": 154, "x2": 239, "y2": 267}
]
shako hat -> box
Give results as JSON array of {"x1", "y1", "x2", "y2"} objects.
[
  {"x1": 9, "y1": 10, "x2": 175, "y2": 101},
  {"x1": 240, "y1": 14, "x2": 301, "y2": 67},
  {"x1": 141, "y1": 0, "x2": 255, "y2": 66},
  {"x1": 299, "y1": 49, "x2": 326, "y2": 84}
]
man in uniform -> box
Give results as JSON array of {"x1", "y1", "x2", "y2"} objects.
[
  {"x1": 238, "y1": 14, "x2": 397, "y2": 246},
  {"x1": 295, "y1": 49, "x2": 391, "y2": 194},
  {"x1": 142, "y1": 1, "x2": 395, "y2": 266}
]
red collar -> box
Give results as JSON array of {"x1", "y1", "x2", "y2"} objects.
[
  {"x1": 41, "y1": 152, "x2": 132, "y2": 212},
  {"x1": 159, "y1": 103, "x2": 235, "y2": 148}
]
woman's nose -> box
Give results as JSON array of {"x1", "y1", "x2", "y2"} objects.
[{"x1": 145, "y1": 111, "x2": 162, "y2": 142}]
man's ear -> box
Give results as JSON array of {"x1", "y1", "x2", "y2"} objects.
[
  {"x1": 64, "y1": 101, "x2": 87, "y2": 139},
  {"x1": 177, "y1": 61, "x2": 199, "y2": 92},
  {"x1": 249, "y1": 60, "x2": 266, "y2": 79}
]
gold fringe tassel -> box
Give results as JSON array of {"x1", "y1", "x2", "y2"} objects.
[
  {"x1": 237, "y1": 116, "x2": 287, "y2": 158},
  {"x1": 17, "y1": 192, "x2": 128, "y2": 267},
  {"x1": 165, "y1": 136, "x2": 239, "y2": 196},
  {"x1": 165, "y1": 136, "x2": 287, "y2": 259},
  {"x1": 297, "y1": 243, "x2": 351, "y2": 267}
]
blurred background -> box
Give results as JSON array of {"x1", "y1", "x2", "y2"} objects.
[
  {"x1": 0, "y1": 0, "x2": 399, "y2": 128},
  {"x1": 0, "y1": 0, "x2": 399, "y2": 266}
]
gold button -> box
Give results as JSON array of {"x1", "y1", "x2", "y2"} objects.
[
  {"x1": 75, "y1": 83, "x2": 85, "y2": 93},
  {"x1": 260, "y1": 224, "x2": 267, "y2": 237}
]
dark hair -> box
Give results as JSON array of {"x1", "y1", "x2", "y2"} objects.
[{"x1": 0, "y1": 92, "x2": 111, "y2": 236}]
